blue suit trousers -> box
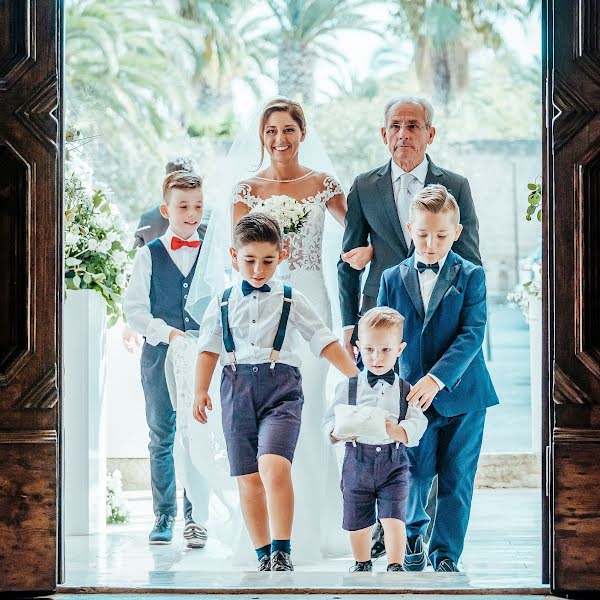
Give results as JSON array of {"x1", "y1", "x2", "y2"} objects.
[{"x1": 406, "y1": 405, "x2": 486, "y2": 567}]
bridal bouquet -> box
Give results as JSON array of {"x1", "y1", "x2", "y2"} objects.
[{"x1": 250, "y1": 194, "x2": 309, "y2": 235}]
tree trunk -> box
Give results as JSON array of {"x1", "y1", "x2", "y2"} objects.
[{"x1": 277, "y1": 40, "x2": 315, "y2": 104}]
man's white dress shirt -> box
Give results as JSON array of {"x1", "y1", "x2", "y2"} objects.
[
  {"x1": 414, "y1": 251, "x2": 447, "y2": 390},
  {"x1": 323, "y1": 371, "x2": 428, "y2": 447},
  {"x1": 197, "y1": 278, "x2": 338, "y2": 367},
  {"x1": 391, "y1": 156, "x2": 429, "y2": 244},
  {"x1": 124, "y1": 227, "x2": 200, "y2": 346}
]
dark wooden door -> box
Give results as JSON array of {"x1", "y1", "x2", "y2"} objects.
[
  {"x1": 0, "y1": 0, "x2": 63, "y2": 593},
  {"x1": 547, "y1": 0, "x2": 600, "y2": 595}
]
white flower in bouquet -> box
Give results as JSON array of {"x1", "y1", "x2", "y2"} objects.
[{"x1": 250, "y1": 194, "x2": 310, "y2": 235}]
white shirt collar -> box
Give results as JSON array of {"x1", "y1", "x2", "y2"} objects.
[
  {"x1": 391, "y1": 156, "x2": 429, "y2": 185},
  {"x1": 165, "y1": 226, "x2": 200, "y2": 243},
  {"x1": 414, "y1": 251, "x2": 448, "y2": 271}
]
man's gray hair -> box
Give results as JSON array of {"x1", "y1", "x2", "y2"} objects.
[{"x1": 383, "y1": 96, "x2": 435, "y2": 128}]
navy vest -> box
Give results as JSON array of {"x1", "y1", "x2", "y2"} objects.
[{"x1": 147, "y1": 239, "x2": 200, "y2": 336}]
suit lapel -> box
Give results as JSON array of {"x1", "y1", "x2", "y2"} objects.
[
  {"x1": 423, "y1": 251, "x2": 461, "y2": 329},
  {"x1": 400, "y1": 257, "x2": 425, "y2": 320},
  {"x1": 376, "y1": 161, "x2": 409, "y2": 255}
]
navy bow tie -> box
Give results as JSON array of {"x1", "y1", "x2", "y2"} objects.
[
  {"x1": 367, "y1": 369, "x2": 396, "y2": 388},
  {"x1": 417, "y1": 261, "x2": 440, "y2": 274},
  {"x1": 241, "y1": 280, "x2": 271, "y2": 296}
]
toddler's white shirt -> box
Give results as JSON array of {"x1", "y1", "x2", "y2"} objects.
[{"x1": 323, "y1": 371, "x2": 428, "y2": 447}]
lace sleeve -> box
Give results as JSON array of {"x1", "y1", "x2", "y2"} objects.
[
  {"x1": 321, "y1": 176, "x2": 344, "y2": 203},
  {"x1": 232, "y1": 182, "x2": 257, "y2": 207}
]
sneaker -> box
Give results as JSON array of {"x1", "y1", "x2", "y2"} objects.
[
  {"x1": 270, "y1": 550, "x2": 294, "y2": 571},
  {"x1": 258, "y1": 554, "x2": 271, "y2": 571},
  {"x1": 183, "y1": 518, "x2": 207, "y2": 549},
  {"x1": 403, "y1": 534, "x2": 427, "y2": 571},
  {"x1": 148, "y1": 514, "x2": 174, "y2": 544},
  {"x1": 387, "y1": 562, "x2": 407, "y2": 572},
  {"x1": 350, "y1": 560, "x2": 373, "y2": 572},
  {"x1": 370, "y1": 521, "x2": 386, "y2": 559},
  {"x1": 435, "y1": 558, "x2": 460, "y2": 572}
]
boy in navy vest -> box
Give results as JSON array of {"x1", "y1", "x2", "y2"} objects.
[
  {"x1": 378, "y1": 184, "x2": 499, "y2": 572},
  {"x1": 323, "y1": 307, "x2": 427, "y2": 572},
  {"x1": 124, "y1": 170, "x2": 208, "y2": 548},
  {"x1": 193, "y1": 213, "x2": 359, "y2": 572}
]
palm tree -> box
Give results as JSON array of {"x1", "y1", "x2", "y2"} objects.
[
  {"x1": 386, "y1": 0, "x2": 539, "y2": 107},
  {"x1": 263, "y1": 0, "x2": 380, "y2": 104},
  {"x1": 66, "y1": 0, "x2": 193, "y2": 147},
  {"x1": 177, "y1": 0, "x2": 272, "y2": 112}
]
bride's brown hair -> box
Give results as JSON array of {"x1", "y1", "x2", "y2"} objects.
[{"x1": 258, "y1": 97, "x2": 306, "y2": 166}]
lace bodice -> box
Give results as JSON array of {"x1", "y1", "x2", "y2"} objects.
[{"x1": 232, "y1": 176, "x2": 342, "y2": 271}]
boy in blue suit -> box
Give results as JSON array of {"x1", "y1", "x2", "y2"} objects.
[{"x1": 377, "y1": 184, "x2": 499, "y2": 572}]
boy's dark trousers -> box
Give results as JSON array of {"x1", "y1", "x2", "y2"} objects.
[{"x1": 141, "y1": 343, "x2": 193, "y2": 520}]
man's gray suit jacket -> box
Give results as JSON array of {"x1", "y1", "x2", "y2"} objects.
[
  {"x1": 134, "y1": 205, "x2": 209, "y2": 248},
  {"x1": 337, "y1": 156, "x2": 481, "y2": 328}
]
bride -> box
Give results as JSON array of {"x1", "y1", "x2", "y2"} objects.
[{"x1": 183, "y1": 97, "x2": 372, "y2": 563}]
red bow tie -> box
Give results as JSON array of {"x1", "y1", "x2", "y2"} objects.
[{"x1": 171, "y1": 237, "x2": 201, "y2": 250}]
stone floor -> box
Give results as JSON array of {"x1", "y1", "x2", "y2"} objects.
[{"x1": 62, "y1": 487, "x2": 546, "y2": 594}]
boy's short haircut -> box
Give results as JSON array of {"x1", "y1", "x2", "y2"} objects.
[
  {"x1": 409, "y1": 184, "x2": 460, "y2": 226},
  {"x1": 358, "y1": 307, "x2": 405, "y2": 341},
  {"x1": 162, "y1": 171, "x2": 203, "y2": 202},
  {"x1": 165, "y1": 157, "x2": 194, "y2": 174},
  {"x1": 233, "y1": 213, "x2": 282, "y2": 249}
]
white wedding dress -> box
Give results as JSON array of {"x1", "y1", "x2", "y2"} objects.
[{"x1": 231, "y1": 176, "x2": 350, "y2": 562}]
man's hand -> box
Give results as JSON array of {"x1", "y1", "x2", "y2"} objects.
[
  {"x1": 385, "y1": 419, "x2": 409, "y2": 444},
  {"x1": 169, "y1": 329, "x2": 186, "y2": 343},
  {"x1": 193, "y1": 391, "x2": 212, "y2": 424},
  {"x1": 343, "y1": 328, "x2": 357, "y2": 361},
  {"x1": 122, "y1": 325, "x2": 143, "y2": 353},
  {"x1": 341, "y1": 245, "x2": 373, "y2": 271},
  {"x1": 406, "y1": 374, "x2": 441, "y2": 411},
  {"x1": 329, "y1": 431, "x2": 342, "y2": 444}
]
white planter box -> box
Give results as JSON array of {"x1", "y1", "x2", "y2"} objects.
[{"x1": 63, "y1": 289, "x2": 107, "y2": 535}]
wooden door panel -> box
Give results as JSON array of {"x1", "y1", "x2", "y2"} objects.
[
  {"x1": 550, "y1": 0, "x2": 600, "y2": 595},
  {"x1": 0, "y1": 0, "x2": 62, "y2": 593}
]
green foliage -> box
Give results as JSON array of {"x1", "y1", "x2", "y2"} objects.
[
  {"x1": 64, "y1": 165, "x2": 134, "y2": 327},
  {"x1": 526, "y1": 181, "x2": 542, "y2": 222}
]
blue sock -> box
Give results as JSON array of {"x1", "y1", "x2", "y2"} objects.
[
  {"x1": 256, "y1": 543, "x2": 271, "y2": 561},
  {"x1": 271, "y1": 539, "x2": 291, "y2": 554}
]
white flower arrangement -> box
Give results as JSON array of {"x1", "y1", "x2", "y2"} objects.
[
  {"x1": 64, "y1": 167, "x2": 134, "y2": 326},
  {"x1": 106, "y1": 469, "x2": 129, "y2": 524},
  {"x1": 507, "y1": 261, "x2": 542, "y2": 319},
  {"x1": 250, "y1": 194, "x2": 310, "y2": 234}
]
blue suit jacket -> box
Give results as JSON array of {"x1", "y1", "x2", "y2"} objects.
[{"x1": 377, "y1": 250, "x2": 499, "y2": 417}]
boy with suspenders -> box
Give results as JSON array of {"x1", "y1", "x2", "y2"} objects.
[
  {"x1": 194, "y1": 213, "x2": 359, "y2": 572},
  {"x1": 323, "y1": 308, "x2": 427, "y2": 572}
]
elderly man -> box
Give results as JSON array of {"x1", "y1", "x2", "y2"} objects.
[{"x1": 337, "y1": 96, "x2": 482, "y2": 569}]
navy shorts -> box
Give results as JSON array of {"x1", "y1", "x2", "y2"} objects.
[
  {"x1": 341, "y1": 442, "x2": 409, "y2": 531},
  {"x1": 220, "y1": 363, "x2": 304, "y2": 477}
]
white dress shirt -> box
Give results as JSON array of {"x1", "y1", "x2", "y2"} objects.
[
  {"x1": 414, "y1": 251, "x2": 448, "y2": 390},
  {"x1": 323, "y1": 371, "x2": 428, "y2": 447},
  {"x1": 391, "y1": 156, "x2": 429, "y2": 241},
  {"x1": 124, "y1": 227, "x2": 201, "y2": 346},
  {"x1": 197, "y1": 278, "x2": 338, "y2": 367}
]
